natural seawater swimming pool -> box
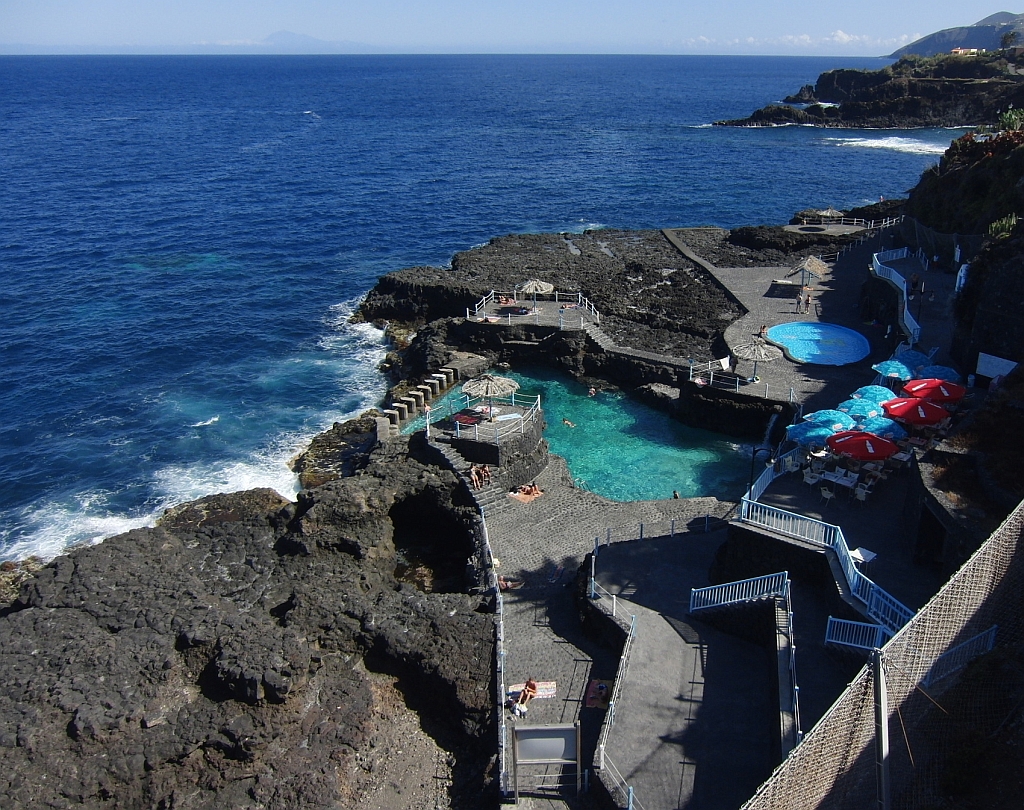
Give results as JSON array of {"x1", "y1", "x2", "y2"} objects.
[
  {"x1": 406, "y1": 367, "x2": 751, "y2": 501},
  {"x1": 767, "y1": 322, "x2": 870, "y2": 365}
]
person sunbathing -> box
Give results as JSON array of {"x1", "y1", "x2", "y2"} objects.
[
  {"x1": 498, "y1": 575, "x2": 524, "y2": 591},
  {"x1": 518, "y1": 482, "x2": 541, "y2": 496},
  {"x1": 480, "y1": 464, "x2": 492, "y2": 483},
  {"x1": 469, "y1": 465, "x2": 483, "y2": 490},
  {"x1": 513, "y1": 678, "x2": 538, "y2": 715}
]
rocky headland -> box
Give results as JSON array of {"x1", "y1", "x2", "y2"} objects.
[{"x1": 716, "y1": 51, "x2": 1024, "y2": 128}]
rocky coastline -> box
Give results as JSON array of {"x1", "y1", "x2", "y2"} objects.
[
  {"x1": 5, "y1": 141, "x2": 1024, "y2": 804},
  {"x1": 715, "y1": 53, "x2": 1024, "y2": 128}
]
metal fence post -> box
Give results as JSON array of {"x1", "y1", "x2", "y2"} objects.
[
  {"x1": 639, "y1": 522, "x2": 644, "y2": 541},
  {"x1": 628, "y1": 786, "x2": 634, "y2": 810},
  {"x1": 670, "y1": 519, "x2": 675, "y2": 537}
]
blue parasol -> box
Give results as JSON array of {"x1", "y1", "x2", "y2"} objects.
[
  {"x1": 872, "y1": 359, "x2": 915, "y2": 381},
  {"x1": 916, "y1": 365, "x2": 962, "y2": 383},
  {"x1": 803, "y1": 410, "x2": 857, "y2": 431},
  {"x1": 850, "y1": 385, "x2": 898, "y2": 404},
  {"x1": 856, "y1": 416, "x2": 908, "y2": 441},
  {"x1": 837, "y1": 398, "x2": 882, "y2": 420},
  {"x1": 786, "y1": 421, "x2": 837, "y2": 447}
]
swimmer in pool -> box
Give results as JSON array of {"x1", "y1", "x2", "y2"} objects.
[{"x1": 562, "y1": 418, "x2": 576, "y2": 428}]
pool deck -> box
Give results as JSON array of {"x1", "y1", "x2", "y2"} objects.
[{"x1": 477, "y1": 230, "x2": 962, "y2": 808}]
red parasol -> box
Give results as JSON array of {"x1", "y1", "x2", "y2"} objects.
[
  {"x1": 826, "y1": 431, "x2": 900, "y2": 461},
  {"x1": 900, "y1": 378, "x2": 967, "y2": 405},
  {"x1": 882, "y1": 397, "x2": 950, "y2": 426}
]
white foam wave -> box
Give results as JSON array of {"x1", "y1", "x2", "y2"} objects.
[
  {"x1": 826, "y1": 136, "x2": 947, "y2": 155},
  {"x1": 190, "y1": 416, "x2": 220, "y2": 427},
  {"x1": 2, "y1": 493, "x2": 156, "y2": 563}
]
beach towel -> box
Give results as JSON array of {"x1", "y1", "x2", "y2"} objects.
[{"x1": 586, "y1": 679, "x2": 613, "y2": 708}]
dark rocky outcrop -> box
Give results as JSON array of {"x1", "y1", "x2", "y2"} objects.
[
  {"x1": 717, "y1": 53, "x2": 1024, "y2": 129},
  {"x1": 0, "y1": 436, "x2": 495, "y2": 809},
  {"x1": 360, "y1": 229, "x2": 745, "y2": 360}
]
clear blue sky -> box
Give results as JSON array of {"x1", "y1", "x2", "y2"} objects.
[{"x1": 0, "y1": 2, "x2": 1007, "y2": 55}]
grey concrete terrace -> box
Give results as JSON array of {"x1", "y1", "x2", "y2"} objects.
[{"x1": 473, "y1": 226, "x2": 963, "y2": 808}]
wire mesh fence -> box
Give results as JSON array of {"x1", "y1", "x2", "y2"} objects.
[{"x1": 741, "y1": 500, "x2": 1024, "y2": 809}]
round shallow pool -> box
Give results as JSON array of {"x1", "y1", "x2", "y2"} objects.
[{"x1": 766, "y1": 322, "x2": 870, "y2": 365}]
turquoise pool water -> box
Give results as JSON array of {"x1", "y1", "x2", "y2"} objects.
[
  {"x1": 403, "y1": 367, "x2": 751, "y2": 501},
  {"x1": 767, "y1": 322, "x2": 870, "y2": 365}
]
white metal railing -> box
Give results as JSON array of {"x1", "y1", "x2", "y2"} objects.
[
  {"x1": 598, "y1": 751, "x2": 648, "y2": 810},
  {"x1": 446, "y1": 393, "x2": 542, "y2": 445},
  {"x1": 816, "y1": 216, "x2": 904, "y2": 262},
  {"x1": 738, "y1": 500, "x2": 914, "y2": 634},
  {"x1": 687, "y1": 360, "x2": 797, "y2": 403},
  {"x1": 781, "y1": 580, "x2": 802, "y2": 746},
  {"x1": 803, "y1": 215, "x2": 903, "y2": 229},
  {"x1": 825, "y1": 617, "x2": 891, "y2": 651},
  {"x1": 689, "y1": 571, "x2": 789, "y2": 612},
  {"x1": 469, "y1": 289, "x2": 601, "y2": 324},
  {"x1": 922, "y1": 625, "x2": 998, "y2": 687},
  {"x1": 872, "y1": 248, "x2": 922, "y2": 345},
  {"x1": 747, "y1": 448, "x2": 803, "y2": 503},
  {"x1": 866, "y1": 586, "x2": 916, "y2": 634},
  {"x1": 480, "y1": 514, "x2": 511, "y2": 797}
]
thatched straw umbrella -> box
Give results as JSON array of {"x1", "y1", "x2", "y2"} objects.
[{"x1": 462, "y1": 373, "x2": 520, "y2": 420}]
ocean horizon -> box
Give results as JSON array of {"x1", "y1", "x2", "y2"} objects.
[{"x1": 0, "y1": 54, "x2": 961, "y2": 561}]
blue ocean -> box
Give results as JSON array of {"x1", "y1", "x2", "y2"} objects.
[{"x1": 0, "y1": 55, "x2": 958, "y2": 561}]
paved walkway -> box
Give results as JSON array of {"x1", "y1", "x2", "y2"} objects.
[
  {"x1": 485, "y1": 458, "x2": 734, "y2": 807},
  {"x1": 476, "y1": 228, "x2": 962, "y2": 808}
]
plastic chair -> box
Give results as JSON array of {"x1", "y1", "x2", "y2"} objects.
[
  {"x1": 803, "y1": 469, "x2": 821, "y2": 488},
  {"x1": 853, "y1": 485, "x2": 870, "y2": 505},
  {"x1": 820, "y1": 486, "x2": 836, "y2": 507}
]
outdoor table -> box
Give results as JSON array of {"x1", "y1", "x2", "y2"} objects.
[
  {"x1": 850, "y1": 547, "x2": 878, "y2": 566},
  {"x1": 822, "y1": 470, "x2": 857, "y2": 489},
  {"x1": 892, "y1": 451, "x2": 912, "y2": 462}
]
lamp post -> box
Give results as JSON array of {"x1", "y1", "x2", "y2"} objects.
[{"x1": 748, "y1": 446, "x2": 775, "y2": 498}]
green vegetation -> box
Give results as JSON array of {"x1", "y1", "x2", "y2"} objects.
[
  {"x1": 998, "y1": 105, "x2": 1024, "y2": 131},
  {"x1": 988, "y1": 212, "x2": 1018, "y2": 238}
]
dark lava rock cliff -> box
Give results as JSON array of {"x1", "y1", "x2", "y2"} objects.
[
  {"x1": 0, "y1": 433, "x2": 495, "y2": 809},
  {"x1": 717, "y1": 53, "x2": 1024, "y2": 128}
]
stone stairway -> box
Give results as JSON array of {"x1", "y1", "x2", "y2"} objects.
[{"x1": 427, "y1": 437, "x2": 516, "y2": 518}]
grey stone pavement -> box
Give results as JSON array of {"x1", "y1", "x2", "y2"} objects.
[{"x1": 480, "y1": 226, "x2": 961, "y2": 809}]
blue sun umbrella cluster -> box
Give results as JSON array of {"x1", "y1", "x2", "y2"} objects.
[
  {"x1": 786, "y1": 421, "x2": 837, "y2": 447},
  {"x1": 850, "y1": 385, "x2": 898, "y2": 404},
  {"x1": 837, "y1": 398, "x2": 882, "y2": 420},
  {"x1": 803, "y1": 410, "x2": 857, "y2": 431},
  {"x1": 917, "y1": 365, "x2": 962, "y2": 383},
  {"x1": 872, "y1": 359, "x2": 916, "y2": 381},
  {"x1": 856, "y1": 416, "x2": 908, "y2": 441}
]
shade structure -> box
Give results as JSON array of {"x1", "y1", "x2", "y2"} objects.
[
  {"x1": 872, "y1": 360, "x2": 915, "y2": 381},
  {"x1": 827, "y1": 430, "x2": 899, "y2": 461},
  {"x1": 837, "y1": 399, "x2": 881, "y2": 420},
  {"x1": 882, "y1": 397, "x2": 950, "y2": 426},
  {"x1": 856, "y1": 416, "x2": 908, "y2": 441},
  {"x1": 901, "y1": 378, "x2": 967, "y2": 404},
  {"x1": 732, "y1": 337, "x2": 783, "y2": 378},
  {"x1": 916, "y1": 365, "x2": 963, "y2": 384},
  {"x1": 803, "y1": 410, "x2": 857, "y2": 432},
  {"x1": 850, "y1": 385, "x2": 898, "y2": 404},
  {"x1": 462, "y1": 373, "x2": 520, "y2": 419},
  {"x1": 786, "y1": 421, "x2": 837, "y2": 447},
  {"x1": 519, "y1": 278, "x2": 555, "y2": 307}
]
